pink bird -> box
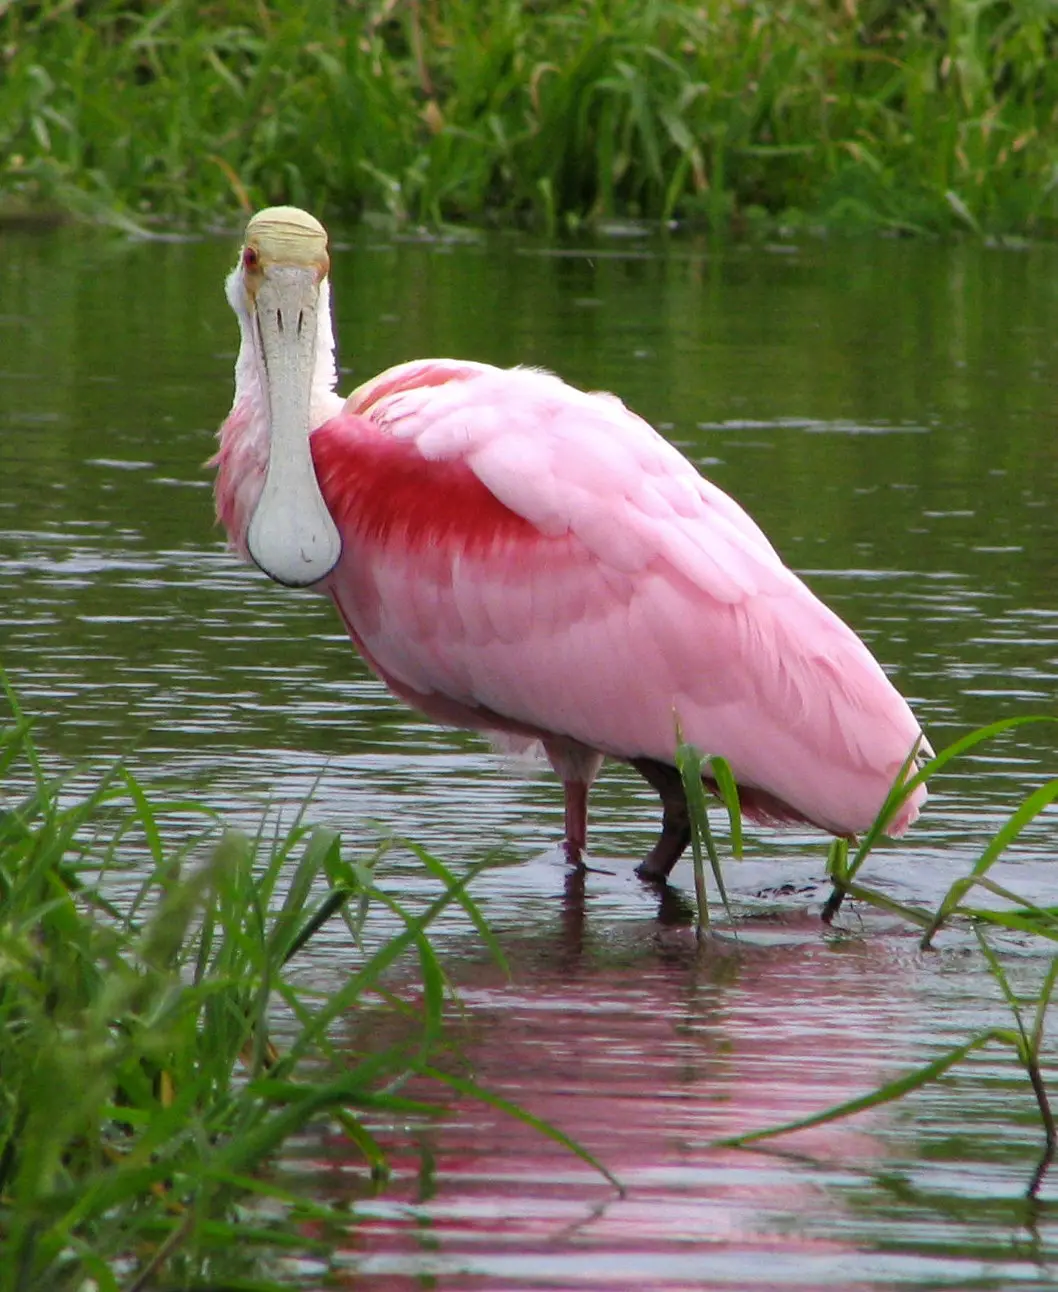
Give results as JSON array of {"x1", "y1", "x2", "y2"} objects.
[{"x1": 213, "y1": 206, "x2": 928, "y2": 881}]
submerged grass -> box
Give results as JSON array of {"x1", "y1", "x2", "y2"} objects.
[
  {"x1": 3, "y1": 1, "x2": 1058, "y2": 235},
  {"x1": 0, "y1": 684, "x2": 614, "y2": 1291}
]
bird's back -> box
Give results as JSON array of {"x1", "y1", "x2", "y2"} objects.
[{"x1": 309, "y1": 359, "x2": 926, "y2": 837}]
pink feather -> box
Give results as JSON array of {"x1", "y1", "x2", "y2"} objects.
[{"x1": 217, "y1": 356, "x2": 927, "y2": 849}]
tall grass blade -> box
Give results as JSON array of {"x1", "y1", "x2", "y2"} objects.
[
  {"x1": 716, "y1": 1032, "x2": 998, "y2": 1147},
  {"x1": 675, "y1": 739, "x2": 727, "y2": 931},
  {"x1": 0, "y1": 693, "x2": 592, "y2": 1287},
  {"x1": 921, "y1": 778, "x2": 1058, "y2": 946},
  {"x1": 825, "y1": 717, "x2": 1058, "y2": 922},
  {"x1": 422, "y1": 1066, "x2": 623, "y2": 1193}
]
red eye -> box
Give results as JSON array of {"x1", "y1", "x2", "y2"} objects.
[{"x1": 243, "y1": 246, "x2": 260, "y2": 271}]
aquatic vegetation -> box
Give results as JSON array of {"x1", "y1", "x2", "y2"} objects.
[
  {"x1": 2, "y1": 0, "x2": 1058, "y2": 234},
  {"x1": 0, "y1": 684, "x2": 611, "y2": 1291},
  {"x1": 674, "y1": 740, "x2": 741, "y2": 935},
  {"x1": 686, "y1": 717, "x2": 1058, "y2": 1195}
]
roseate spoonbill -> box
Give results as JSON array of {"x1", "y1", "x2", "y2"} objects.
[{"x1": 213, "y1": 206, "x2": 928, "y2": 880}]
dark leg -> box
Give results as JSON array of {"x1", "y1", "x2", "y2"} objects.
[
  {"x1": 629, "y1": 758, "x2": 691, "y2": 882},
  {"x1": 562, "y1": 779, "x2": 589, "y2": 866}
]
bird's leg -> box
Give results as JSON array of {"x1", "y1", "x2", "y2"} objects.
[
  {"x1": 543, "y1": 738, "x2": 604, "y2": 866},
  {"x1": 630, "y1": 757, "x2": 691, "y2": 883},
  {"x1": 563, "y1": 779, "x2": 589, "y2": 864}
]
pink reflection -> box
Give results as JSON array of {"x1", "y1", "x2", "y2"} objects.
[{"x1": 299, "y1": 882, "x2": 915, "y2": 1289}]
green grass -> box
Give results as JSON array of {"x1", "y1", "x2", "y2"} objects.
[
  {"x1": 3, "y1": 1, "x2": 1058, "y2": 235},
  {"x1": 683, "y1": 717, "x2": 1058, "y2": 1195},
  {"x1": 0, "y1": 684, "x2": 614, "y2": 1291}
]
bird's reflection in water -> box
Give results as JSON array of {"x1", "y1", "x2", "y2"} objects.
[
  {"x1": 559, "y1": 857, "x2": 700, "y2": 964},
  {"x1": 288, "y1": 860, "x2": 957, "y2": 1290}
]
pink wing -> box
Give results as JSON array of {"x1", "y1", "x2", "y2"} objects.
[{"x1": 311, "y1": 360, "x2": 925, "y2": 836}]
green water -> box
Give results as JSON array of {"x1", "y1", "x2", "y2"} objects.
[{"x1": 2, "y1": 225, "x2": 1058, "y2": 1288}]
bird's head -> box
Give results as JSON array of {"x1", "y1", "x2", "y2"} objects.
[{"x1": 227, "y1": 205, "x2": 342, "y2": 588}]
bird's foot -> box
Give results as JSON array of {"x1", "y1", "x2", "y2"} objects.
[
  {"x1": 563, "y1": 836, "x2": 586, "y2": 869},
  {"x1": 635, "y1": 858, "x2": 670, "y2": 886},
  {"x1": 635, "y1": 823, "x2": 691, "y2": 885},
  {"x1": 562, "y1": 839, "x2": 615, "y2": 875}
]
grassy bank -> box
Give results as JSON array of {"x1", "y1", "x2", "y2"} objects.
[{"x1": 2, "y1": 0, "x2": 1058, "y2": 235}]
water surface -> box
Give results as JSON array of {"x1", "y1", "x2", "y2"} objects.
[{"x1": 1, "y1": 225, "x2": 1057, "y2": 1288}]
